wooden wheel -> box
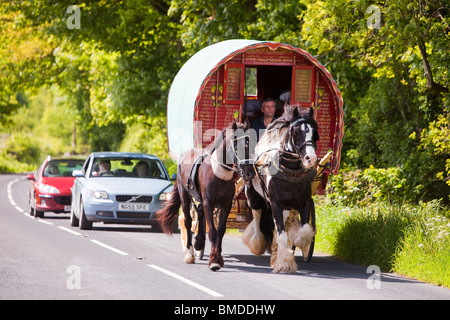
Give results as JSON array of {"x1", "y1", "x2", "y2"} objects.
[{"x1": 301, "y1": 199, "x2": 316, "y2": 262}]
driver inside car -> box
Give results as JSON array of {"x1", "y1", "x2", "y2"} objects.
[{"x1": 92, "y1": 160, "x2": 114, "y2": 176}]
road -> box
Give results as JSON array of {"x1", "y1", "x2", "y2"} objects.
[{"x1": 1, "y1": 174, "x2": 449, "y2": 302}]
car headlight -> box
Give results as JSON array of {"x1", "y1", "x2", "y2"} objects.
[
  {"x1": 38, "y1": 184, "x2": 60, "y2": 194},
  {"x1": 87, "y1": 190, "x2": 109, "y2": 199},
  {"x1": 159, "y1": 192, "x2": 172, "y2": 201}
]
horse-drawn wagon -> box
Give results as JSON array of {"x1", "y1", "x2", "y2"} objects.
[{"x1": 161, "y1": 39, "x2": 344, "y2": 272}]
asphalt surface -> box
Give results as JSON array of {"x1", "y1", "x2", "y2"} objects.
[{"x1": 1, "y1": 174, "x2": 449, "y2": 301}]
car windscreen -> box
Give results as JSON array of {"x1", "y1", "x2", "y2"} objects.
[
  {"x1": 90, "y1": 157, "x2": 168, "y2": 179},
  {"x1": 43, "y1": 160, "x2": 85, "y2": 177}
]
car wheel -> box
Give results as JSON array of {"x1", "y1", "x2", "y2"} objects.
[
  {"x1": 79, "y1": 200, "x2": 93, "y2": 230},
  {"x1": 34, "y1": 197, "x2": 44, "y2": 218},
  {"x1": 29, "y1": 194, "x2": 35, "y2": 217},
  {"x1": 70, "y1": 201, "x2": 79, "y2": 227},
  {"x1": 35, "y1": 210, "x2": 44, "y2": 218},
  {"x1": 30, "y1": 206, "x2": 35, "y2": 216}
]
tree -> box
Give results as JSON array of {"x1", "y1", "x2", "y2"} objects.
[
  {"x1": 299, "y1": 0, "x2": 449, "y2": 200},
  {"x1": 2, "y1": 0, "x2": 183, "y2": 154}
]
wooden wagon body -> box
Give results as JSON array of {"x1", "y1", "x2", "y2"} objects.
[{"x1": 167, "y1": 40, "x2": 344, "y2": 227}]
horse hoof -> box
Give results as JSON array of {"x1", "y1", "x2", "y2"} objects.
[
  {"x1": 195, "y1": 249, "x2": 204, "y2": 260},
  {"x1": 184, "y1": 255, "x2": 195, "y2": 264},
  {"x1": 209, "y1": 263, "x2": 221, "y2": 271},
  {"x1": 272, "y1": 248, "x2": 297, "y2": 274}
]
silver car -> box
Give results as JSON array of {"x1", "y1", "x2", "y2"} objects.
[{"x1": 71, "y1": 152, "x2": 174, "y2": 230}]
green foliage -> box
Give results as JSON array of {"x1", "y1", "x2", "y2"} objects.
[
  {"x1": 329, "y1": 166, "x2": 407, "y2": 205},
  {"x1": 393, "y1": 200, "x2": 450, "y2": 286},
  {"x1": 416, "y1": 113, "x2": 450, "y2": 191},
  {"x1": 120, "y1": 115, "x2": 168, "y2": 158},
  {"x1": 3, "y1": 132, "x2": 43, "y2": 166},
  {"x1": 299, "y1": 0, "x2": 449, "y2": 202},
  {"x1": 315, "y1": 198, "x2": 450, "y2": 286}
]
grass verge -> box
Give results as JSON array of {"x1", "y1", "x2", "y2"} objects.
[{"x1": 314, "y1": 198, "x2": 449, "y2": 287}]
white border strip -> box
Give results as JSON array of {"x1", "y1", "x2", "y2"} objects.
[
  {"x1": 7, "y1": 178, "x2": 19, "y2": 207},
  {"x1": 57, "y1": 225, "x2": 82, "y2": 236},
  {"x1": 37, "y1": 219, "x2": 54, "y2": 225},
  {"x1": 90, "y1": 239, "x2": 129, "y2": 256},
  {"x1": 148, "y1": 264, "x2": 224, "y2": 298}
]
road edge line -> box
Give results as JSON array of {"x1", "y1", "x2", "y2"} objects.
[{"x1": 148, "y1": 264, "x2": 224, "y2": 298}]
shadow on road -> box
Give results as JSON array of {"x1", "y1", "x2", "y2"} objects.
[{"x1": 222, "y1": 253, "x2": 420, "y2": 284}]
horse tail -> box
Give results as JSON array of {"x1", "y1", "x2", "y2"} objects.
[{"x1": 156, "y1": 180, "x2": 181, "y2": 235}]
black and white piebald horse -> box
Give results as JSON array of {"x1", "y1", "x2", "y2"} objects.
[
  {"x1": 156, "y1": 121, "x2": 255, "y2": 271},
  {"x1": 242, "y1": 106, "x2": 319, "y2": 273}
]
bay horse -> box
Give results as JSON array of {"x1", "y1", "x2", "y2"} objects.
[
  {"x1": 242, "y1": 106, "x2": 319, "y2": 273},
  {"x1": 156, "y1": 121, "x2": 255, "y2": 271}
]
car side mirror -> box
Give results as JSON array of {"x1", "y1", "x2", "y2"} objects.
[
  {"x1": 72, "y1": 170, "x2": 84, "y2": 177},
  {"x1": 171, "y1": 173, "x2": 177, "y2": 181},
  {"x1": 26, "y1": 174, "x2": 35, "y2": 181}
]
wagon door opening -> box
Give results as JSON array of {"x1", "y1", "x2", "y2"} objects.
[{"x1": 243, "y1": 65, "x2": 292, "y2": 121}]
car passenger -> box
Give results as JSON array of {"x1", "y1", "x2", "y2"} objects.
[
  {"x1": 134, "y1": 161, "x2": 149, "y2": 178},
  {"x1": 45, "y1": 164, "x2": 60, "y2": 177}
]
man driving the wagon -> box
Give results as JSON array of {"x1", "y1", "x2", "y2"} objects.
[{"x1": 250, "y1": 97, "x2": 277, "y2": 141}]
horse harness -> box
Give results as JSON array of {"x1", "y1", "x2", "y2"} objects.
[
  {"x1": 185, "y1": 133, "x2": 249, "y2": 212},
  {"x1": 256, "y1": 118, "x2": 318, "y2": 183},
  {"x1": 186, "y1": 154, "x2": 206, "y2": 203}
]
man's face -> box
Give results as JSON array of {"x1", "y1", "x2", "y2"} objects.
[{"x1": 261, "y1": 101, "x2": 276, "y2": 117}]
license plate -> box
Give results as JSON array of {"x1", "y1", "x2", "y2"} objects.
[
  {"x1": 64, "y1": 205, "x2": 71, "y2": 212},
  {"x1": 119, "y1": 203, "x2": 149, "y2": 211}
]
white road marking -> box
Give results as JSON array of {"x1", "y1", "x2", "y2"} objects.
[
  {"x1": 7, "y1": 177, "x2": 30, "y2": 217},
  {"x1": 57, "y1": 225, "x2": 82, "y2": 236},
  {"x1": 148, "y1": 264, "x2": 224, "y2": 298},
  {"x1": 36, "y1": 219, "x2": 54, "y2": 225},
  {"x1": 90, "y1": 239, "x2": 129, "y2": 256},
  {"x1": 7, "y1": 178, "x2": 19, "y2": 208},
  {"x1": 15, "y1": 206, "x2": 24, "y2": 213},
  {"x1": 23, "y1": 212, "x2": 34, "y2": 219}
]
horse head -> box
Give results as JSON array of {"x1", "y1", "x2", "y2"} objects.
[
  {"x1": 231, "y1": 120, "x2": 256, "y2": 181},
  {"x1": 283, "y1": 107, "x2": 319, "y2": 170}
]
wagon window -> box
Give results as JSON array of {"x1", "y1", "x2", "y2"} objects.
[
  {"x1": 224, "y1": 63, "x2": 245, "y2": 104},
  {"x1": 291, "y1": 65, "x2": 316, "y2": 106},
  {"x1": 245, "y1": 67, "x2": 257, "y2": 97}
]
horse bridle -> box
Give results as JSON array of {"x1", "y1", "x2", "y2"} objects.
[
  {"x1": 205, "y1": 130, "x2": 253, "y2": 175},
  {"x1": 280, "y1": 118, "x2": 316, "y2": 163},
  {"x1": 232, "y1": 133, "x2": 254, "y2": 177}
]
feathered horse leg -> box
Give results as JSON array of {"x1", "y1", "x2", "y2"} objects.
[
  {"x1": 242, "y1": 209, "x2": 267, "y2": 256},
  {"x1": 272, "y1": 208, "x2": 297, "y2": 274}
]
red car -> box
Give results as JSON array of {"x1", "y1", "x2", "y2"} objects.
[{"x1": 27, "y1": 156, "x2": 85, "y2": 218}]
